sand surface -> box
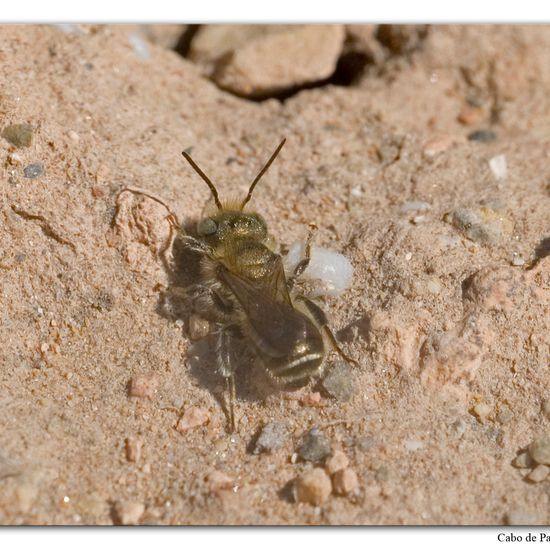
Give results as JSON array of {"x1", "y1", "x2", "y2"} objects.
[{"x1": 0, "y1": 24, "x2": 549, "y2": 525}]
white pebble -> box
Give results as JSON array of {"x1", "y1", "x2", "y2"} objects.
[
  {"x1": 404, "y1": 439, "x2": 424, "y2": 451},
  {"x1": 511, "y1": 254, "x2": 525, "y2": 267},
  {"x1": 285, "y1": 242, "x2": 353, "y2": 297},
  {"x1": 489, "y1": 154, "x2": 507, "y2": 180},
  {"x1": 129, "y1": 34, "x2": 150, "y2": 60}
]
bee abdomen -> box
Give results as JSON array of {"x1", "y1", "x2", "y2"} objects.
[{"x1": 267, "y1": 352, "x2": 324, "y2": 384}]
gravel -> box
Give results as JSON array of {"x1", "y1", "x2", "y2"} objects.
[
  {"x1": 297, "y1": 428, "x2": 332, "y2": 463},
  {"x1": 321, "y1": 361, "x2": 355, "y2": 401},
  {"x1": 253, "y1": 422, "x2": 287, "y2": 454}
]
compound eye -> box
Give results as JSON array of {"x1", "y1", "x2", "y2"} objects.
[{"x1": 197, "y1": 217, "x2": 218, "y2": 236}]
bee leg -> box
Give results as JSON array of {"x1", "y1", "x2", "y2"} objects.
[
  {"x1": 295, "y1": 295, "x2": 359, "y2": 368},
  {"x1": 179, "y1": 235, "x2": 214, "y2": 257},
  {"x1": 215, "y1": 324, "x2": 240, "y2": 433},
  {"x1": 287, "y1": 222, "x2": 317, "y2": 290}
]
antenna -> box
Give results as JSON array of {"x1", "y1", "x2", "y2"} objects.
[
  {"x1": 181, "y1": 150, "x2": 223, "y2": 211},
  {"x1": 240, "y1": 138, "x2": 286, "y2": 210}
]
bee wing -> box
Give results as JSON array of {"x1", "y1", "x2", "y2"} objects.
[{"x1": 219, "y1": 266, "x2": 313, "y2": 359}]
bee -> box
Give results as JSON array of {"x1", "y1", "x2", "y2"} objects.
[{"x1": 118, "y1": 140, "x2": 357, "y2": 432}]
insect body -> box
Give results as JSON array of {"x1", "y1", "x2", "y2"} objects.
[{"x1": 179, "y1": 140, "x2": 357, "y2": 431}]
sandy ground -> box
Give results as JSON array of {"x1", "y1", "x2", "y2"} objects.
[{"x1": 0, "y1": 24, "x2": 549, "y2": 525}]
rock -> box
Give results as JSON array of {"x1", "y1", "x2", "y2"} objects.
[
  {"x1": 542, "y1": 400, "x2": 550, "y2": 419},
  {"x1": 253, "y1": 422, "x2": 287, "y2": 454},
  {"x1": 512, "y1": 452, "x2": 533, "y2": 469},
  {"x1": 422, "y1": 134, "x2": 464, "y2": 157},
  {"x1": 297, "y1": 429, "x2": 332, "y2": 463},
  {"x1": 321, "y1": 361, "x2": 355, "y2": 401},
  {"x1": 129, "y1": 372, "x2": 159, "y2": 399},
  {"x1": 489, "y1": 154, "x2": 507, "y2": 180},
  {"x1": 445, "y1": 206, "x2": 513, "y2": 244},
  {"x1": 324, "y1": 450, "x2": 349, "y2": 475},
  {"x1": 2, "y1": 123, "x2": 33, "y2": 147},
  {"x1": 528, "y1": 433, "x2": 550, "y2": 465},
  {"x1": 467, "y1": 129, "x2": 496, "y2": 143},
  {"x1": 125, "y1": 436, "x2": 143, "y2": 463},
  {"x1": 206, "y1": 470, "x2": 233, "y2": 492},
  {"x1": 526, "y1": 464, "x2": 550, "y2": 483},
  {"x1": 457, "y1": 104, "x2": 483, "y2": 126},
  {"x1": 462, "y1": 267, "x2": 522, "y2": 314},
  {"x1": 210, "y1": 25, "x2": 346, "y2": 98},
  {"x1": 472, "y1": 403, "x2": 492, "y2": 421},
  {"x1": 332, "y1": 468, "x2": 359, "y2": 496},
  {"x1": 293, "y1": 468, "x2": 332, "y2": 505},
  {"x1": 113, "y1": 500, "x2": 145, "y2": 525},
  {"x1": 176, "y1": 406, "x2": 210, "y2": 433},
  {"x1": 23, "y1": 163, "x2": 44, "y2": 179},
  {"x1": 404, "y1": 439, "x2": 424, "y2": 451}
]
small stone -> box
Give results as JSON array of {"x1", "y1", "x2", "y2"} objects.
[
  {"x1": 542, "y1": 400, "x2": 550, "y2": 419},
  {"x1": 299, "y1": 391, "x2": 322, "y2": 406},
  {"x1": 129, "y1": 372, "x2": 159, "y2": 399},
  {"x1": 376, "y1": 25, "x2": 428, "y2": 54},
  {"x1": 188, "y1": 314, "x2": 210, "y2": 340},
  {"x1": 511, "y1": 254, "x2": 525, "y2": 267},
  {"x1": 321, "y1": 361, "x2": 355, "y2": 402},
  {"x1": 472, "y1": 403, "x2": 492, "y2": 421},
  {"x1": 113, "y1": 500, "x2": 145, "y2": 525},
  {"x1": 125, "y1": 436, "x2": 143, "y2": 462},
  {"x1": 457, "y1": 104, "x2": 483, "y2": 126},
  {"x1": 2, "y1": 123, "x2": 33, "y2": 147},
  {"x1": 332, "y1": 467, "x2": 359, "y2": 496},
  {"x1": 528, "y1": 433, "x2": 550, "y2": 465},
  {"x1": 400, "y1": 201, "x2": 431, "y2": 214},
  {"x1": 526, "y1": 464, "x2": 550, "y2": 483},
  {"x1": 423, "y1": 134, "x2": 460, "y2": 157},
  {"x1": 445, "y1": 207, "x2": 513, "y2": 244},
  {"x1": 426, "y1": 278, "x2": 442, "y2": 294},
  {"x1": 467, "y1": 129, "x2": 496, "y2": 143},
  {"x1": 297, "y1": 428, "x2": 332, "y2": 463},
  {"x1": 23, "y1": 163, "x2": 43, "y2": 179},
  {"x1": 293, "y1": 468, "x2": 332, "y2": 505},
  {"x1": 489, "y1": 154, "x2": 507, "y2": 180},
  {"x1": 176, "y1": 406, "x2": 210, "y2": 433},
  {"x1": 7, "y1": 152, "x2": 22, "y2": 165},
  {"x1": 512, "y1": 452, "x2": 534, "y2": 469},
  {"x1": 324, "y1": 450, "x2": 349, "y2": 474},
  {"x1": 404, "y1": 439, "x2": 424, "y2": 451},
  {"x1": 68, "y1": 130, "x2": 80, "y2": 142},
  {"x1": 505, "y1": 510, "x2": 540, "y2": 525},
  {"x1": 253, "y1": 422, "x2": 287, "y2": 454}
]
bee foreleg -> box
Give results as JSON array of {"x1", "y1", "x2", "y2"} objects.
[
  {"x1": 214, "y1": 324, "x2": 241, "y2": 432},
  {"x1": 179, "y1": 235, "x2": 214, "y2": 257},
  {"x1": 287, "y1": 222, "x2": 317, "y2": 290},
  {"x1": 295, "y1": 294, "x2": 359, "y2": 368}
]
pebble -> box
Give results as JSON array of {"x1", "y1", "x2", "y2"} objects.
[
  {"x1": 526, "y1": 464, "x2": 550, "y2": 483},
  {"x1": 457, "y1": 104, "x2": 483, "y2": 126},
  {"x1": 528, "y1": 433, "x2": 550, "y2": 465},
  {"x1": 206, "y1": 25, "x2": 345, "y2": 97},
  {"x1": 128, "y1": 33, "x2": 151, "y2": 60},
  {"x1": 404, "y1": 439, "x2": 424, "y2": 451},
  {"x1": 113, "y1": 500, "x2": 145, "y2": 525},
  {"x1": 488, "y1": 154, "x2": 507, "y2": 180},
  {"x1": 128, "y1": 372, "x2": 159, "y2": 399},
  {"x1": 297, "y1": 428, "x2": 332, "y2": 463},
  {"x1": 400, "y1": 201, "x2": 431, "y2": 214},
  {"x1": 542, "y1": 400, "x2": 550, "y2": 419},
  {"x1": 467, "y1": 129, "x2": 496, "y2": 143},
  {"x1": 320, "y1": 361, "x2": 355, "y2": 402},
  {"x1": 512, "y1": 452, "x2": 533, "y2": 469},
  {"x1": 188, "y1": 314, "x2": 210, "y2": 340},
  {"x1": 445, "y1": 207, "x2": 513, "y2": 244},
  {"x1": 511, "y1": 254, "x2": 525, "y2": 267},
  {"x1": 23, "y1": 163, "x2": 43, "y2": 179},
  {"x1": 472, "y1": 403, "x2": 492, "y2": 421},
  {"x1": 332, "y1": 467, "x2": 359, "y2": 496},
  {"x1": 176, "y1": 406, "x2": 210, "y2": 433},
  {"x1": 253, "y1": 422, "x2": 287, "y2": 454},
  {"x1": 324, "y1": 450, "x2": 349, "y2": 475},
  {"x1": 376, "y1": 24, "x2": 428, "y2": 54},
  {"x1": 125, "y1": 436, "x2": 143, "y2": 463},
  {"x1": 423, "y1": 134, "x2": 459, "y2": 157},
  {"x1": 293, "y1": 468, "x2": 332, "y2": 505},
  {"x1": 2, "y1": 123, "x2": 33, "y2": 147},
  {"x1": 356, "y1": 436, "x2": 375, "y2": 452},
  {"x1": 505, "y1": 510, "x2": 540, "y2": 525}
]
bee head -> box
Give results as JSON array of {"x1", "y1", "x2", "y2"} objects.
[
  {"x1": 197, "y1": 211, "x2": 268, "y2": 246},
  {"x1": 182, "y1": 139, "x2": 286, "y2": 243}
]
